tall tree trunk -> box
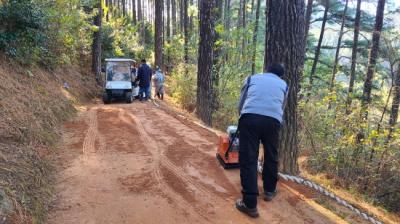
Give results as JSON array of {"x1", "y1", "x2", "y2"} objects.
[
  {"x1": 189, "y1": 0, "x2": 194, "y2": 32},
  {"x1": 155, "y1": 0, "x2": 164, "y2": 69},
  {"x1": 361, "y1": 0, "x2": 386, "y2": 120},
  {"x1": 137, "y1": 0, "x2": 142, "y2": 21},
  {"x1": 250, "y1": 0, "x2": 261, "y2": 75},
  {"x1": 304, "y1": 0, "x2": 313, "y2": 43},
  {"x1": 166, "y1": 0, "x2": 171, "y2": 40},
  {"x1": 172, "y1": 0, "x2": 177, "y2": 35},
  {"x1": 148, "y1": 0, "x2": 152, "y2": 23},
  {"x1": 166, "y1": 0, "x2": 171, "y2": 71},
  {"x1": 132, "y1": 0, "x2": 137, "y2": 25},
  {"x1": 345, "y1": 0, "x2": 361, "y2": 114},
  {"x1": 265, "y1": 0, "x2": 305, "y2": 174},
  {"x1": 180, "y1": 0, "x2": 184, "y2": 33},
  {"x1": 92, "y1": 1, "x2": 102, "y2": 85},
  {"x1": 240, "y1": 0, "x2": 246, "y2": 57},
  {"x1": 224, "y1": 0, "x2": 231, "y2": 30},
  {"x1": 183, "y1": 0, "x2": 189, "y2": 63},
  {"x1": 197, "y1": 0, "x2": 215, "y2": 126},
  {"x1": 328, "y1": 0, "x2": 349, "y2": 106},
  {"x1": 388, "y1": 64, "x2": 400, "y2": 141},
  {"x1": 263, "y1": 0, "x2": 269, "y2": 72},
  {"x1": 106, "y1": 0, "x2": 110, "y2": 21},
  {"x1": 138, "y1": 0, "x2": 145, "y2": 45},
  {"x1": 308, "y1": 0, "x2": 329, "y2": 96},
  {"x1": 250, "y1": 0, "x2": 255, "y2": 17},
  {"x1": 122, "y1": 0, "x2": 126, "y2": 16}
]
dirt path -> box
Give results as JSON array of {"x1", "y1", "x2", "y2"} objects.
[{"x1": 47, "y1": 101, "x2": 362, "y2": 224}]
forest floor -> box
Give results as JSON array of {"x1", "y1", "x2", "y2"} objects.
[{"x1": 46, "y1": 99, "x2": 370, "y2": 224}]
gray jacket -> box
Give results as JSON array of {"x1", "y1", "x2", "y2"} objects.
[{"x1": 238, "y1": 73, "x2": 288, "y2": 123}]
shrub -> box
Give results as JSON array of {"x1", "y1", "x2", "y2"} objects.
[{"x1": 0, "y1": 0, "x2": 49, "y2": 63}]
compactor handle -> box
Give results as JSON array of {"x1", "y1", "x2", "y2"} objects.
[{"x1": 224, "y1": 129, "x2": 239, "y2": 160}]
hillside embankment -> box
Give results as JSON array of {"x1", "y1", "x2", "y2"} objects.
[{"x1": 0, "y1": 56, "x2": 98, "y2": 223}]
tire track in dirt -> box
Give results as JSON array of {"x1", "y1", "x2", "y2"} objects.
[
  {"x1": 124, "y1": 109, "x2": 221, "y2": 198},
  {"x1": 135, "y1": 107, "x2": 240, "y2": 196},
  {"x1": 82, "y1": 107, "x2": 107, "y2": 156},
  {"x1": 121, "y1": 106, "x2": 269, "y2": 223},
  {"x1": 120, "y1": 108, "x2": 215, "y2": 223},
  {"x1": 82, "y1": 108, "x2": 98, "y2": 155}
]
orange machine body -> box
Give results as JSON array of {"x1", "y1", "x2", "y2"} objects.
[{"x1": 216, "y1": 134, "x2": 240, "y2": 169}]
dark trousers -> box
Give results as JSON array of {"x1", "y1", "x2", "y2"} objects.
[
  {"x1": 139, "y1": 86, "x2": 151, "y2": 100},
  {"x1": 239, "y1": 113, "x2": 281, "y2": 209}
]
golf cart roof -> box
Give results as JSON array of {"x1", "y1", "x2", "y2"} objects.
[{"x1": 105, "y1": 58, "x2": 136, "y2": 63}]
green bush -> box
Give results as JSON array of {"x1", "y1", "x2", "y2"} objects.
[
  {"x1": 0, "y1": 0, "x2": 49, "y2": 63},
  {"x1": 168, "y1": 64, "x2": 197, "y2": 112},
  {"x1": 0, "y1": 0, "x2": 95, "y2": 66}
]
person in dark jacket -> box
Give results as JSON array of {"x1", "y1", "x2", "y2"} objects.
[
  {"x1": 136, "y1": 59, "x2": 153, "y2": 101},
  {"x1": 235, "y1": 63, "x2": 288, "y2": 218}
]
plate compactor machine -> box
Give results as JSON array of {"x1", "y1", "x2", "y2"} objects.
[{"x1": 216, "y1": 126, "x2": 240, "y2": 169}]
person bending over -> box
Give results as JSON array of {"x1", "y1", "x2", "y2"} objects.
[{"x1": 235, "y1": 63, "x2": 288, "y2": 218}]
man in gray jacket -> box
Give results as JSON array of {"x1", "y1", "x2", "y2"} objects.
[{"x1": 235, "y1": 63, "x2": 288, "y2": 218}]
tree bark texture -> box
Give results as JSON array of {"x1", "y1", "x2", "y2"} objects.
[
  {"x1": 165, "y1": 0, "x2": 171, "y2": 71},
  {"x1": 122, "y1": 0, "x2": 126, "y2": 16},
  {"x1": 197, "y1": 0, "x2": 215, "y2": 126},
  {"x1": 304, "y1": 0, "x2": 313, "y2": 43},
  {"x1": 361, "y1": 0, "x2": 386, "y2": 120},
  {"x1": 250, "y1": 0, "x2": 255, "y2": 17},
  {"x1": 224, "y1": 0, "x2": 231, "y2": 30},
  {"x1": 189, "y1": 0, "x2": 194, "y2": 33},
  {"x1": 265, "y1": 0, "x2": 305, "y2": 174},
  {"x1": 137, "y1": 0, "x2": 142, "y2": 21},
  {"x1": 183, "y1": 0, "x2": 189, "y2": 63},
  {"x1": 166, "y1": 0, "x2": 171, "y2": 40},
  {"x1": 92, "y1": 3, "x2": 102, "y2": 85},
  {"x1": 388, "y1": 65, "x2": 400, "y2": 140},
  {"x1": 251, "y1": 0, "x2": 261, "y2": 75},
  {"x1": 308, "y1": 0, "x2": 329, "y2": 95},
  {"x1": 155, "y1": 0, "x2": 164, "y2": 69},
  {"x1": 106, "y1": 0, "x2": 110, "y2": 21},
  {"x1": 171, "y1": 0, "x2": 177, "y2": 35},
  {"x1": 132, "y1": 0, "x2": 137, "y2": 25},
  {"x1": 263, "y1": 0, "x2": 269, "y2": 72},
  {"x1": 345, "y1": 0, "x2": 361, "y2": 114},
  {"x1": 239, "y1": 0, "x2": 246, "y2": 56},
  {"x1": 180, "y1": 0, "x2": 184, "y2": 33}
]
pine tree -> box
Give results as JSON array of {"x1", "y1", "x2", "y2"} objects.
[
  {"x1": 346, "y1": 0, "x2": 362, "y2": 113},
  {"x1": 197, "y1": 0, "x2": 215, "y2": 125},
  {"x1": 361, "y1": 0, "x2": 386, "y2": 120},
  {"x1": 308, "y1": 0, "x2": 329, "y2": 96},
  {"x1": 265, "y1": 0, "x2": 305, "y2": 174},
  {"x1": 155, "y1": 0, "x2": 163, "y2": 69},
  {"x1": 132, "y1": 0, "x2": 137, "y2": 25}
]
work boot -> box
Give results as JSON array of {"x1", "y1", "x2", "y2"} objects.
[
  {"x1": 235, "y1": 199, "x2": 259, "y2": 218},
  {"x1": 263, "y1": 190, "x2": 277, "y2": 201}
]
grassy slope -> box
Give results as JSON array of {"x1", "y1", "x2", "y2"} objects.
[{"x1": 0, "y1": 56, "x2": 98, "y2": 223}]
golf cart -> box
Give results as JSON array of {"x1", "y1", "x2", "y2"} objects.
[{"x1": 102, "y1": 58, "x2": 139, "y2": 104}]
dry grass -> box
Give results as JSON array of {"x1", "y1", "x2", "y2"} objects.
[
  {"x1": 298, "y1": 156, "x2": 400, "y2": 224},
  {"x1": 0, "y1": 55, "x2": 99, "y2": 223}
]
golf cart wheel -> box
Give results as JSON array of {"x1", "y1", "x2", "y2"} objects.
[
  {"x1": 102, "y1": 92, "x2": 111, "y2": 104},
  {"x1": 125, "y1": 92, "x2": 133, "y2": 103}
]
